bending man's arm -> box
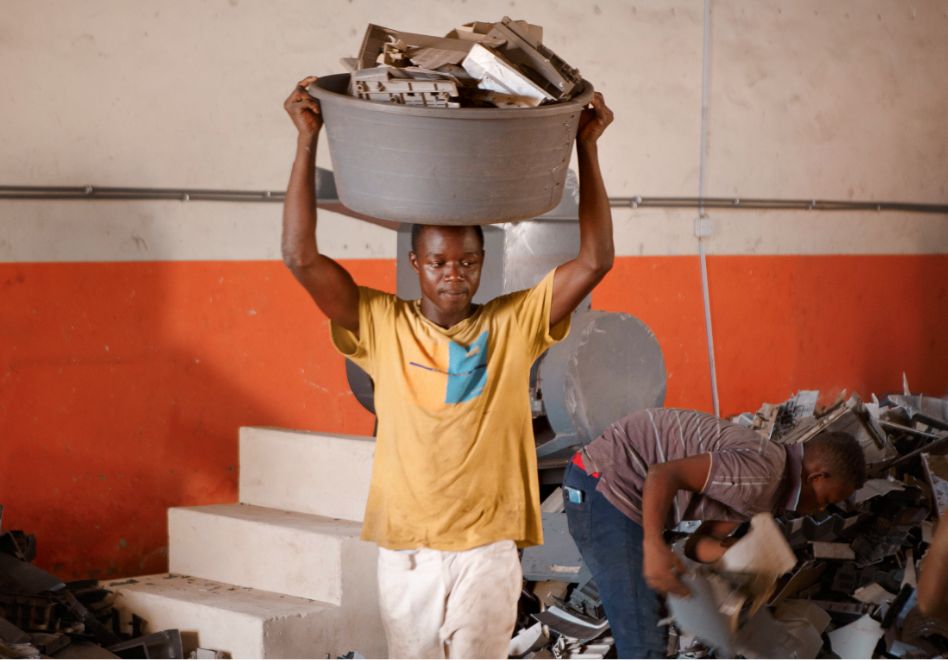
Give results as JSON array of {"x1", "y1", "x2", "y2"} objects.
[
  {"x1": 282, "y1": 77, "x2": 360, "y2": 333},
  {"x1": 641, "y1": 454, "x2": 712, "y2": 596},
  {"x1": 549, "y1": 92, "x2": 615, "y2": 327},
  {"x1": 684, "y1": 521, "x2": 742, "y2": 563}
]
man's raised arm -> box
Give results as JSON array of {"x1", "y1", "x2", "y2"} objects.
[
  {"x1": 549, "y1": 92, "x2": 616, "y2": 327},
  {"x1": 282, "y1": 77, "x2": 360, "y2": 333}
]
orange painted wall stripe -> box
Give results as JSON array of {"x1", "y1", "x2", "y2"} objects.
[
  {"x1": 2, "y1": 254, "x2": 946, "y2": 580},
  {"x1": 594, "y1": 254, "x2": 948, "y2": 413},
  {"x1": 1, "y1": 261, "x2": 388, "y2": 579}
]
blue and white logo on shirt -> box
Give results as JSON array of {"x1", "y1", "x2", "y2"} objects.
[
  {"x1": 407, "y1": 331, "x2": 489, "y2": 405},
  {"x1": 445, "y1": 331, "x2": 488, "y2": 404}
]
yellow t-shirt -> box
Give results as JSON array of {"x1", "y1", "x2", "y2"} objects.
[{"x1": 330, "y1": 269, "x2": 569, "y2": 551}]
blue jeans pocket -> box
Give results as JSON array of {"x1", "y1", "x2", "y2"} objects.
[{"x1": 563, "y1": 463, "x2": 593, "y2": 546}]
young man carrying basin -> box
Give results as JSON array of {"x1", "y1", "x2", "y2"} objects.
[{"x1": 282, "y1": 76, "x2": 614, "y2": 658}]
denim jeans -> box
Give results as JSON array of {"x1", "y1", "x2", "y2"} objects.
[{"x1": 563, "y1": 461, "x2": 665, "y2": 658}]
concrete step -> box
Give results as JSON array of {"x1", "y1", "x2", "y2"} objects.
[
  {"x1": 168, "y1": 504, "x2": 377, "y2": 605},
  {"x1": 238, "y1": 427, "x2": 374, "y2": 522},
  {"x1": 106, "y1": 573, "x2": 386, "y2": 659}
]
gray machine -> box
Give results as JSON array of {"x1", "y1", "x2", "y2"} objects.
[{"x1": 320, "y1": 169, "x2": 667, "y2": 472}]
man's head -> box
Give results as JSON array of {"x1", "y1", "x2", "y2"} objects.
[
  {"x1": 409, "y1": 224, "x2": 485, "y2": 327},
  {"x1": 796, "y1": 431, "x2": 867, "y2": 514}
]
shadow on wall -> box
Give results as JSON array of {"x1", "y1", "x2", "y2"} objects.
[{"x1": 0, "y1": 206, "x2": 312, "y2": 581}]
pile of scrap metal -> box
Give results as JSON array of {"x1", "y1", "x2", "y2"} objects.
[
  {"x1": 341, "y1": 18, "x2": 583, "y2": 108},
  {"x1": 512, "y1": 488, "x2": 615, "y2": 659},
  {"x1": 509, "y1": 381, "x2": 948, "y2": 659},
  {"x1": 0, "y1": 507, "x2": 185, "y2": 659}
]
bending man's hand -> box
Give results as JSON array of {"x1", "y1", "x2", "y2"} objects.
[
  {"x1": 643, "y1": 538, "x2": 690, "y2": 597},
  {"x1": 284, "y1": 76, "x2": 323, "y2": 140}
]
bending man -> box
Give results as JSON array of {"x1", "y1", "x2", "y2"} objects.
[{"x1": 564, "y1": 407, "x2": 867, "y2": 658}]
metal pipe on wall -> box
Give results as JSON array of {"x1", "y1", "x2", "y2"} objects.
[
  {"x1": 697, "y1": 0, "x2": 721, "y2": 417},
  {"x1": 1, "y1": 186, "x2": 945, "y2": 213}
]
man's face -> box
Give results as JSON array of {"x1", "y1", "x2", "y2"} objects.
[
  {"x1": 409, "y1": 226, "x2": 484, "y2": 325},
  {"x1": 798, "y1": 473, "x2": 856, "y2": 514}
]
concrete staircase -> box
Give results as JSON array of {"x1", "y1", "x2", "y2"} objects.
[{"x1": 107, "y1": 428, "x2": 386, "y2": 658}]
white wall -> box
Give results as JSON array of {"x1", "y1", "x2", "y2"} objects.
[{"x1": 1, "y1": 0, "x2": 946, "y2": 261}]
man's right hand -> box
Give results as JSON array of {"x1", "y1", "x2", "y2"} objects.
[
  {"x1": 284, "y1": 76, "x2": 323, "y2": 140},
  {"x1": 643, "y1": 537, "x2": 690, "y2": 597}
]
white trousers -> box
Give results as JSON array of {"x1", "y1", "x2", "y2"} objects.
[{"x1": 377, "y1": 540, "x2": 522, "y2": 659}]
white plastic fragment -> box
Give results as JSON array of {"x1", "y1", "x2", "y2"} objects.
[
  {"x1": 508, "y1": 622, "x2": 547, "y2": 657},
  {"x1": 852, "y1": 582, "x2": 897, "y2": 605},
  {"x1": 461, "y1": 43, "x2": 555, "y2": 107},
  {"x1": 851, "y1": 478, "x2": 905, "y2": 504},
  {"x1": 714, "y1": 513, "x2": 798, "y2": 614},
  {"x1": 667, "y1": 572, "x2": 738, "y2": 657},
  {"x1": 827, "y1": 614, "x2": 885, "y2": 659}
]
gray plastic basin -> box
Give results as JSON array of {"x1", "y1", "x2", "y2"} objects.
[{"x1": 309, "y1": 74, "x2": 594, "y2": 225}]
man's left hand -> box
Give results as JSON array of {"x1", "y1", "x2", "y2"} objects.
[{"x1": 577, "y1": 92, "x2": 613, "y2": 145}]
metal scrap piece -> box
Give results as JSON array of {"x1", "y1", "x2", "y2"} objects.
[
  {"x1": 484, "y1": 17, "x2": 582, "y2": 100},
  {"x1": 852, "y1": 478, "x2": 906, "y2": 504},
  {"x1": 881, "y1": 585, "x2": 916, "y2": 629},
  {"x1": 532, "y1": 605, "x2": 609, "y2": 643},
  {"x1": 350, "y1": 67, "x2": 460, "y2": 108},
  {"x1": 768, "y1": 390, "x2": 820, "y2": 440},
  {"x1": 0, "y1": 531, "x2": 37, "y2": 564},
  {"x1": 734, "y1": 607, "x2": 824, "y2": 659},
  {"x1": 776, "y1": 397, "x2": 889, "y2": 467},
  {"x1": 769, "y1": 560, "x2": 827, "y2": 605},
  {"x1": 29, "y1": 631, "x2": 70, "y2": 656},
  {"x1": 108, "y1": 629, "x2": 183, "y2": 659},
  {"x1": 921, "y1": 453, "x2": 948, "y2": 516},
  {"x1": 354, "y1": 24, "x2": 485, "y2": 70},
  {"x1": 0, "y1": 593, "x2": 59, "y2": 633},
  {"x1": 0, "y1": 554, "x2": 65, "y2": 595},
  {"x1": 885, "y1": 393, "x2": 948, "y2": 426},
  {"x1": 567, "y1": 577, "x2": 603, "y2": 620},
  {"x1": 521, "y1": 513, "x2": 590, "y2": 583},
  {"x1": 777, "y1": 511, "x2": 863, "y2": 547},
  {"x1": 811, "y1": 541, "x2": 856, "y2": 560},
  {"x1": 805, "y1": 599, "x2": 874, "y2": 616}
]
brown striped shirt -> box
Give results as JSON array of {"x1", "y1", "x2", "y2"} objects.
[{"x1": 581, "y1": 408, "x2": 802, "y2": 526}]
